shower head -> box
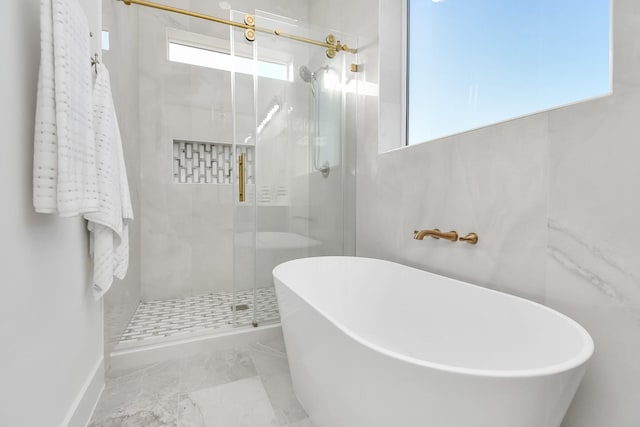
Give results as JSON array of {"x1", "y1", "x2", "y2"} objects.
[
  {"x1": 299, "y1": 65, "x2": 314, "y2": 83},
  {"x1": 298, "y1": 65, "x2": 329, "y2": 83}
]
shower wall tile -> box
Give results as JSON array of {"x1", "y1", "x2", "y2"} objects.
[
  {"x1": 141, "y1": 184, "x2": 193, "y2": 301},
  {"x1": 141, "y1": 233, "x2": 193, "y2": 301},
  {"x1": 137, "y1": 0, "x2": 319, "y2": 302},
  {"x1": 162, "y1": 103, "x2": 191, "y2": 139},
  {"x1": 191, "y1": 185, "x2": 234, "y2": 295},
  {"x1": 191, "y1": 240, "x2": 234, "y2": 295},
  {"x1": 308, "y1": 171, "x2": 346, "y2": 256},
  {"x1": 137, "y1": 1, "x2": 242, "y2": 301}
]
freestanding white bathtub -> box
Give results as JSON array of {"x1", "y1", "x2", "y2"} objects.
[{"x1": 273, "y1": 256, "x2": 593, "y2": 427}]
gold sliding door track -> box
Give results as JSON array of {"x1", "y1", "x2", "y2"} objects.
[{"x1": 118, "y1": 0, "x2": 357, "y2": 58}]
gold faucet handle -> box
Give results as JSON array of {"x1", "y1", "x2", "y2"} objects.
[{"x1": 459, "y1": 232, "x2": 478, "y2": 245}]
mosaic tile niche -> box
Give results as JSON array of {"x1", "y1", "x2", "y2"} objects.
[{"x1": 173, "y1": 140, "x2": 255, "y2": 185}]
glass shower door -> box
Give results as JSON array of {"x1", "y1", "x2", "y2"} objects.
[
  {"x1": 230, "y1": 9, "x2": 258, "y2": 328},
  {"x1": 231, "y1": 10, "x2": 358, "y2": 327}
]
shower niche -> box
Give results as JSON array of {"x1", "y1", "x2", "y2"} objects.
[
  {"x1": 109, "y1": 3, "x2": 359, "y2": 350},
  {"x1": 172, "y1": 140, "x2": 255, "y2": 185}
]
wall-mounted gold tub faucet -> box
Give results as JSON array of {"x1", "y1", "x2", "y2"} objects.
[
  {"x1": 413, "y1": 229, "x2": 479, "y2": 245},
  {"x1": 413, "y1": 229, "x2": 459, "y2": 242}
]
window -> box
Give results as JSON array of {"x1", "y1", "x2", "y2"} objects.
[
  {"x1": 167, "y1": 29, "x2": 290, "y2": 81},
  {"x1": 406, "y1": 0, "x2": 611, "y2": 145},
  {"x1": 101, "y1": 30, "x2": 109, "y2": 51}
]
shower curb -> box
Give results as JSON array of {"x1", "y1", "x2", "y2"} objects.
[{"x1": 108, "y1": 324, "x2": 282, "y2": 373}]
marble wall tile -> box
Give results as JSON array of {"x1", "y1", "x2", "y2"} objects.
[
  {"x1": 191, "y1": 186, "x2": 235, "y2": 295},
  {"x1": 356, "y1": 111, "x2": 550, "y2": 301},
  {"x1": 162, "y1": 103, "x2": 192, "y2": 140},
  {"x1": 307, "y1": 172, "x2": 346, "y2": 256},
  {"x1": 546, "y1": 85, "x2": 640, "y2": 424},
  {"x1": 141, "y1": 231, "x2": 193, "y2": 300},
  {"x1": 545, "y1": 241, "x2": 640, "y2": 426},
  {"x1": 611, "y1": 0, "x2": 640, "y2": 93},
  {"x1": 141, "y1": 175, "x2": 194, "y2": 300},
  {"x1": 311, "y1": 0, "x2": 640, "y2": 425},
  {"x1": 190, "y1": 242, "x2": 234, "y2": 294},
  {"x1": 548, "y1": 90, "x2": 640, "y2": 286}
]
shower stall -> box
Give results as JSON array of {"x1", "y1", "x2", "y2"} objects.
[{"x1": 105, "y1": 2, "x2": 359, "y2": 352}]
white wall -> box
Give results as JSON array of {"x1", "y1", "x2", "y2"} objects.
[
  {"x1": 0, "y1": 0, "x2": 104, "y2": 426},
  {"x1": 311, "y1": 0, "x2": 640, "y2": 425}
]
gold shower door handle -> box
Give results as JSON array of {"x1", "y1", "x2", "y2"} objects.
[{"x1": 238, "y1": 152, "x2": 246, "y2": 202}]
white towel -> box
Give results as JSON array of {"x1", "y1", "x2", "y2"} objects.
[
  {"x1": 87, "y1": 63, "x2": 134, "y2": 299},
  {"x1": 33, "y1": 0, "x2": 98, "y2": 215},
  {"x1": 33, "y1": 0, "x2": 58, "y2": 212}
]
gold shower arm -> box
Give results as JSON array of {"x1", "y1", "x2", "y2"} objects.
[{"x1": 119, "y1": 0, "x2": 356, "y2": 58}]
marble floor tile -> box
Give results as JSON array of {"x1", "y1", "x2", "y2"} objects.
[
  {"x1": 257, "y1": 334, "x2": 288, "y2": 354},
  {"x1": 285, "y1": 419, "x2": 314, "y2": 427},
  {"x1": 91, "y1": 336, "x2": 308, "y2": 426},
  {"x1": 178, "y1": 377, "x2": 279, "y2": 427},
  {"x1": 250, "y1": 339, "x2": 291, "y2": 379},
  {"x1": 261, "y1": 373, "x2": 308, "y2": 425},
  {"x1": 249, "y1": 337, "x2": 308, "y2": 425},
  {"x1": 179, "y1": 347, "x2": 257, "y2": 393},
  {"x1": 89, "y1": 392, "x2": 179, "y2": 427},
  {"x1": 94, "y1": 360, "x2": 180, "y2": 421}
]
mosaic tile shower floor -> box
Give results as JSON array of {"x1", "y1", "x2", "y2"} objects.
[{"x1": 120, "y1": 288, "x2": 280, "y2": 344}]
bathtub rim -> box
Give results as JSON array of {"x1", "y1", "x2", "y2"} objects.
[{"x1": 273, "y1": 256, "x2": 595, "y2": 379}]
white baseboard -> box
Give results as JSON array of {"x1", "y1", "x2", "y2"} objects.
[{"x1": 60, "y1": 356, "x2": 105, "y2": 427}]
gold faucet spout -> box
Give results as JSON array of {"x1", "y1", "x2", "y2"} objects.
[{"x1": 413, "y1": 228, "x2": 459, "y2": 242}]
